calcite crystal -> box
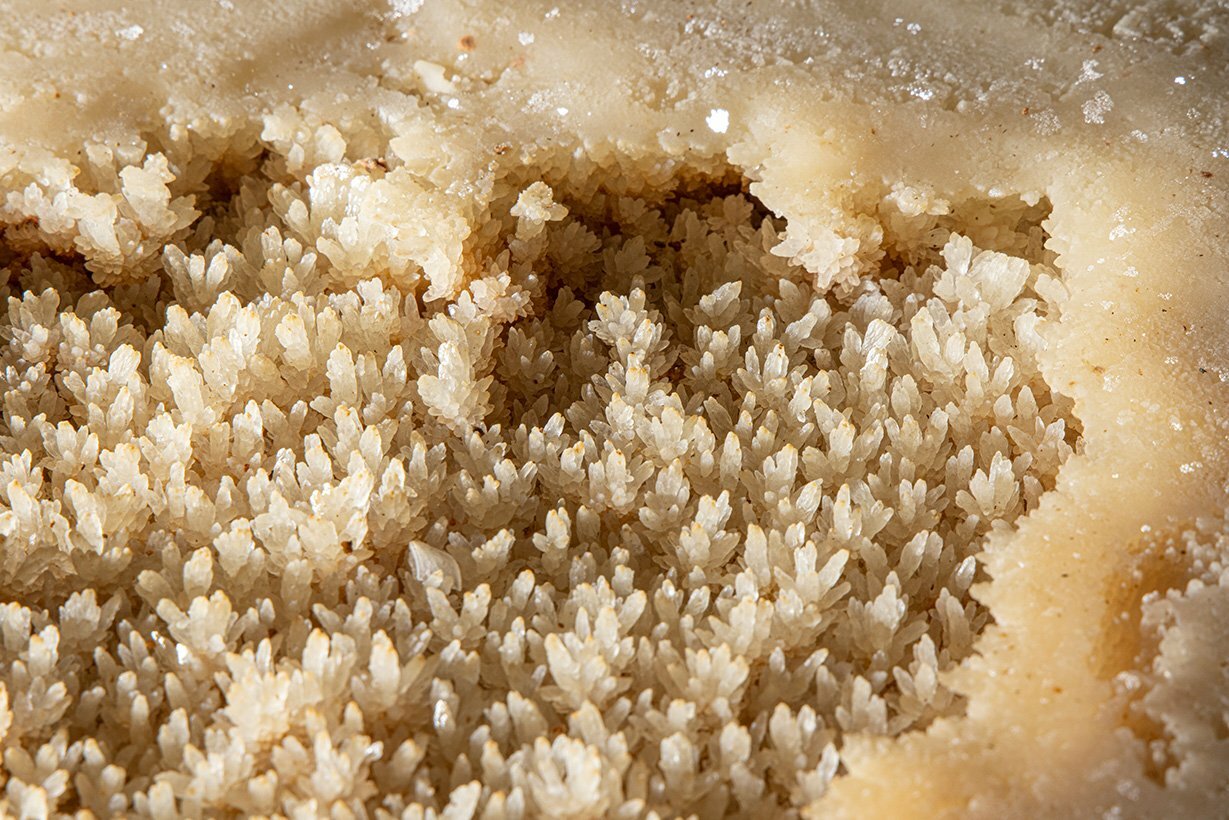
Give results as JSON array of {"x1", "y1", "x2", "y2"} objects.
[{"x1": 0, "y1": 1, "x2": 1226, "y2": 817}]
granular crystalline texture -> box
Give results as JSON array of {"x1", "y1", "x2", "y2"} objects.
[
  {"x1": 1, "y1": 1, "x2": 1227, "y2": 818},
  {"x1": 0, "y1": 145, "x2": 1077, "y2": 816}
]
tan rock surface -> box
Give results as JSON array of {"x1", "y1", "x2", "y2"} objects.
[{"x1": 1, "y1": 1, "x2": 1226, "y2": 817}]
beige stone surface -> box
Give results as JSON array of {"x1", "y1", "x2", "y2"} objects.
[{"x1": 1, "y1": 1, "x2": 1226, "y2": 817}]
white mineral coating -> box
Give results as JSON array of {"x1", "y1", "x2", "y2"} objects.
[{"x1": 0, "y1": 1, "x2": 1226, "y2": 817}]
